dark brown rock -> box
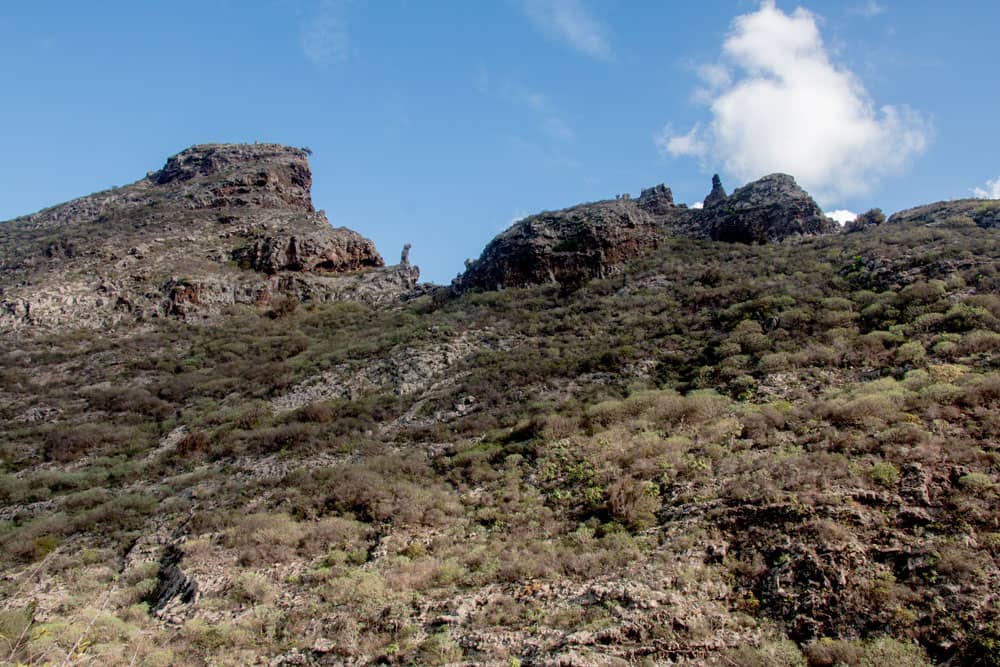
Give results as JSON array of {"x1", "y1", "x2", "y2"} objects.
[
  {"x1": 844, "y1": 208, "x2": 886, "y2": 233},
  {"x1": 701, "y1": 173, "x2": 839, "y2": 244},
  {"x1": 636, "y1": 184, "x2": 675, "y2": 215},
  {"x1": 151, "y1": 143, "x2": 314, "y2": 212},
  {"x1": 454, "y1": 200, "x2": 668, "y2": 291},
  {"x1": 704, "y1": 174, "x2": 727, "y2": 209},
  {"x1": 455, "y1": 173, "x2": 839, "y2": 292},
  {"x1": 232, "y1": 227, "x2": 384, "y2": 274},
  {"x1": 0, "y1": 143, "x2": 407, "y2": 331}
]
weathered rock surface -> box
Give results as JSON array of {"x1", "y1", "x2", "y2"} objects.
[
  {"x1": 703, "y1": 174, "x2": 727, "y2": 209},
  {"x1": 150, "y1": 143, "x2": 316, "y2": 211},
  {"x1": 231, "y1": 229, "x2": 383, "y2": 274},
  {"x1": 454, "y1": 199, "x2": 672, "y2": 291},
  {"x1": 699, "y1": 173, "x2": 839, "y2": 244},
  {"x1": 0, "y1": 143, "x2": 410, "y2": 331},
  {"x1": 844, "y1": 208, "x2": 886, "y2": 233},
  {"x1": 455, "y1": 173, "x2": 838, "y2": 292},
  {"x1": 636, "y1": 183, "x2": 675, "y2": 215},
  {"x1": 888, "y1": 198, "x2": 1000, "y2": 229}
]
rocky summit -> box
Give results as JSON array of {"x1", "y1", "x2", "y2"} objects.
[
  {"x1": 700, "y1": 173, "x2": 838, "y2": 244},
  {"x1": 0, "y1": 143, "x2": 416, "y2": 332},
  {"x1": 455, "y1": 173, "x2": 836, "y2": 292}
]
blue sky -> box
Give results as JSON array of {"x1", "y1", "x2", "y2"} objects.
[{"x1": 2, "y1": 1, "x2": 998, "y2": 283}]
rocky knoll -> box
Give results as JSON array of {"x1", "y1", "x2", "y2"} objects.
[
  {"x1": 700, "y1": 173, "x2": 838, "y2": 243},
  {"x1": 149, "y1": 143, "x2": 317, "y2": 211},
  {"x1": 887, "y1": 198, "x2": 1000, "y2": 229},
  {"x1": 453, "y1": 198, "x2": 672, "y2": 292},
  {"x1": 0, "y1": 143, "x2": 412, "y2": 331},
  {"x1": 455, "y1": 173, "x2": 837, "y2": 292}
]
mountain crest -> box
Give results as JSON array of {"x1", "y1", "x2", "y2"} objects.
[
  {"x1": 0, "y1": 143, "x2": 414, "y2": 332},
  {"x1": 455, "y1": 173, "x2": 836, "y2": 292}
]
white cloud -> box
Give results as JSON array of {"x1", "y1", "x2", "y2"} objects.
[
  {"x1": 851, "y1": 1, "x2": 887, "y2": 18},
  {"x1": 480, "y1": 76, "x2": 577, "y2": 144},
  {"x1": 542, "y1": 115, "x2": 576, "y2": 143},
  {"x1": 656, "y1": 123, "x2": 708, "y2": 159},
  {"x1": 300, "y1": 0, "x2": 350, "y2": 67},
  {"x1": 691, "y1": 201, "x2": 705, "y2": 210},
  {"x1": 973, "y1": 177, "x2": 1000, "y2": 199},
  {"x1": 827, "y1": 209, "x2": 858, "y2": 225},
  {"x1": 519, "y1": 0, "x2": 612, "y2": 60},
  {"x1": 659, "y1": 1, "x2": 929, "y2": 204}
]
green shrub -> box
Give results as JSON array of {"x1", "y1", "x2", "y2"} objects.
[{"x1": 868, "y1": 462, "x2": 900, "y2": 487}]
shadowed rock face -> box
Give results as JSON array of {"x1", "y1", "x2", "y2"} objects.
[
  {"x1": 845, "y1": 208, "x2": 886, "y2": 233},
  {"x1": 636, "y1": 184, "x2": 675, "y2": 216},
  {"x1": 455, "y1": 173, "x2": 838, "y2": 292},
  {"x1": 704, "y1": 174, "x2": 727, "y2": 209},
  {"x1": 456, "y1": 200, "x2": 668, "y2": 291},
  {"x1": 0, "y1": 143, "x2": 407, "y2": 331},
  {"x1": 700, "y1": 174, "x2": 839, "y2": 244}
]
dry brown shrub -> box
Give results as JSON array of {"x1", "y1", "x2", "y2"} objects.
[{"x1": 229, "y1": 513, "x2": 305, "y2": 566}]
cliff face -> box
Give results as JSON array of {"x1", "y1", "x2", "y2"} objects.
[
  {"x1": 0, "y1": 144, "x2": 413, "y2": 331},
  {"x1": 454, "y1": 200, "x2": 671, "y2": 292},
  {"x1": 455, "y1": 174, "x2": 837, "y2": 292}
]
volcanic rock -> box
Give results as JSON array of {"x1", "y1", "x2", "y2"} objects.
[
  {"x1": 704, "y1": 174, "x2": 727, "y2": 209},
  {"x1": 454, "y1": 200, "x2": 668, "y2": 291},
  {"x1": 700, "y1": 173, "x2": 838, "y2": 244},
  {"x1": 455, "y1": 173, "x2": 839, "y2": 292},
  {"x1": 0, "y1": 143, "x2": 409, "y2": 331},
  {"x1": 888, "y1": 198, "x2": 1000, "y2": 229},
  {"x1": 231, "y1": 229, "x2": 383, "y2": 274},
  {"x1": 636, "y1": 184, "x2": 675, "y2": 216},
  {"x1": 844, "y1": 208, "x2": 886, "y2": 233}
]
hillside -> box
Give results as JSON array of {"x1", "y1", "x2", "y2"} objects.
[
  {"x1": 0, "y1": 144, "x2": 417, "y2": 332},
  {"x1": 1, "y1": 149, "x2": 1000, "y2": 666}
]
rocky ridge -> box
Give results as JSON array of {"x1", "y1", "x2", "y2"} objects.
[
  {"x1": 700, "y1": 173, "x2": 839, "y2": 244},
  {"x1": 0, "y1": 143, "x2": 416, "y2": 331},
  {"x1": 887, "y1": 198, "x2": 1000, "y2": 229},
  {"x1": 455, "y1": 173, "x2": 837, "y2": 292}
]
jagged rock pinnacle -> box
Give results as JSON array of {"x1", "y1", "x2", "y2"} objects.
[{"x1": 704, "y1": 174, "x2": 727, "y2": 209}]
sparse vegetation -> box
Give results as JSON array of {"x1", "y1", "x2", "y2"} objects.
[{"x1": 1, "y1": 217, "x2": 999, "y2": 665}]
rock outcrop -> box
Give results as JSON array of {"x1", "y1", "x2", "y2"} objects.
[
  {"x1": 887, "y1": 199, "x2": 1000, "y2": 230},
  {"x1": 454, "y1": 199, "x2": 676, "y2": 291},
  {"x1": 844, "y1": 208, "x2": 886, "y2": 233},
  {"x1": 231, "y1": 229, "x2": 384, "y2": 274},
  {"x1": 703, "y1": 174, "x2": 727, "y2": 209},
  {"x1": 636, "y1": 184, "x2": 675, "y2": 215},
  {"x1": 149, "y1": 143, "x2": 316, "y2": 211},
  {"x1": 0, "y1": 143, "x2": 411, "y2": 331},
  {"x1": 455, "y1": 173, "x2": 838, "y2": 292},
  {"x1": 699, "y1": 173, "x2": 838, "y2": 244}
]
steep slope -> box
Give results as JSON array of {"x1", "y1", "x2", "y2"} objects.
[
  {"x1": 0, "y1": 144, "x2": 418, "y2": 332},
  {"x1": 1, "y1": 213, "x2": 999, "y2": 665}
]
